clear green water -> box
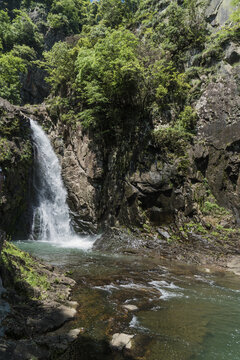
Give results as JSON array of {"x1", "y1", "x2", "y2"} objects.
[{"x1": 14, "y1": 240, "x2": 240, "y2": 360}]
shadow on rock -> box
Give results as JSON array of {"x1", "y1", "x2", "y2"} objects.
[{"x1": 59, "y1": 334, "x2": 137, "y2": 360}]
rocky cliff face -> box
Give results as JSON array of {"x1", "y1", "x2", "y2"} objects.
[
  {"x1": 31, "y1": 60, "x2": 240, "y2": 238},
  {"x1": 195, "y1": 63, "x2": 240, "y2": 215},
  {"x1": 0, "y1": 98, "x2": 33, "y2": 237}
]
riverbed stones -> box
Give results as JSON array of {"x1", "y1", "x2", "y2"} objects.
[
  {"x1": 123, "y1": 304, "x2": 138, "y2": 311},
  {"x1": 110, "y1": 333, "x2": 134, "y2": 350},
  {"x1": 26, "y1": 303, "x2": 77, "y2": 333},
  {"x1": 65, "y1": 300, "x2": 78, "y2": 309}
]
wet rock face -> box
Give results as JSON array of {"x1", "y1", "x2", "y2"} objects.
[
  {"x1": 0, "y1": 98, "x2": 33, "y2": 237},
  {"x1": 49, "y1": 124, "x2": 104, "y2": 233},
  {"x1": 21, "y1": 66, "x2": 50, "y2": 105}
]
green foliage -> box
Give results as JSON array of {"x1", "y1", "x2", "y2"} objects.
[
  {"x1": 41, "y1": 41, "x2": 76, "y2": 92},
  {"x1": 11, "y1": 44, "x2": 37, "y2": 62},
  {"x1": 0, "y1": 138, "x2": 12, "y2": 162},
  {"x1": 152, "y1": 126, "x2": 193, "y2": 155},
  {"x1": 184, "y1": 221, "x2": 208, "y2": 234},
  {"x1": 0, "y1": 52, "x2": 27, "y2": 103},
  {"x1": 151, "y1": 105, "x2": 196, "y2": 156},
  {"x1": 20, "y1": 140, "x2": 32, "y2": 162},
  {"x1": 152, "y1": 61, "x2": 190, "y2": 110},
  {"x1": 0, "y1": 8, "x2": 43, "y2": 51},
  {"x1": 2, "y1": 241, "x2": 34, "y2": 266},
  {"x1": 97, "y1": 0, "x2": 139, "y2": 28},
  {"x1": 0, "y1": 10, "x2": 13, "y2": 50},
  {"x1": 40, "y1": 27, "x2": 145, "y2": 133},
  {"x1": 42, "y1": 20, "x2": 195, "y2": 138},
  {"x1": 0, "y1": 116, "x2": 20, "y2": 136},
  {"x1": 143, "y1": 223, "x2": 152, "y2": 233},
  {"x1": 1, "y1": 242, "x2": 50, "y2": 298},
  {"x1": 47, "y1": 0, "x2": 89, "y2": 34},
  {"x1": 0, "y1": 7, "x2": 42, "y2": 103},
  {"x1": 75, "y1": 28, "x2": 142, "y2": 129},
  {"x1": 231, "y1": 0, "x2": 240, "y2": 23},
  {"x1": 202, "y1": 201, "x2": 230, "y2": 216},
  {"x1": 177, "y1": 106, "x2": 197, "y2": 133},
  {"x1": 11, "y1": 10, "x2": 43, "y2": 49},
  {"x1": 136, "y1": 0, "x2": 207, "y2": 68}
]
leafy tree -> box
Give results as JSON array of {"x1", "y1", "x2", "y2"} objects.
[
  {"x1": 47, "y1": 0, "x2": 89, "y2": 34},
  {"x1": 151, "y1": 61, "x2": 190, "y2": 112},
  {"x1": 0, "y1": 10, "x2": 12, "y2": 50},
  {"x1": 11, "y1": 44, "x2": 37, "y2": 62},
  {"x1": 97, "y1": 0, "x2": 139, "y2": 28},
  {"x1": 177, "y1": 105, "x2": 197, "y2": 133},
  {"x1": 156, "y1": 0, "x2": 207, "y2": 62},
  {"x1": 11, "y1": 10, "x2": 43, "y2": 50},
  {"x1": 74, "y1": 28, "x2": 143, "y2": 129},
  {"x1": 42, "y1": 41, "x2": 76, "y2": 93},
  {"x1": 0, "y1": 52, "x2": 27, "y2": 104},
  {"x1": 136, "y1": 0, "x2": 207, "y2": 69}
]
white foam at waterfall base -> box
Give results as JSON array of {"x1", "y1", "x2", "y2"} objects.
[{"x1": 30, "y1": 119, "x2": 95, "y2": 250}]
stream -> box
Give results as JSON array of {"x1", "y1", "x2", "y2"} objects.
[{"x1": 14, "y1": 240, "x2": 240, "y2": 360}]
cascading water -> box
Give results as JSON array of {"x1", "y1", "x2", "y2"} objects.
[{"x1": 30, "y1": 119, "x2": 94, "y2": 249}]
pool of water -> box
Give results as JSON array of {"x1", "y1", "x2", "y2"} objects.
[{"x1": 14, "y1": 240, "x2": 240, "y2": 360}]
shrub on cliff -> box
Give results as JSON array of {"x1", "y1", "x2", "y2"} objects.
[
  {"x1": 47, "y1": 0, "x2": 89, "y2": 35},
  {"x1": 74, "y1": 28, "x2": 143, "y2": 130}
]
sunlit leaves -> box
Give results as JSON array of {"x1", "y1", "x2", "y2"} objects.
[{"x1": 0, "y1": 53, "x2": 27, "y2": 104}]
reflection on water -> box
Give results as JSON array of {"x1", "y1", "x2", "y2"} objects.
[{"x1": 14, "y1": 240, "x2": 240, "y2": 360}]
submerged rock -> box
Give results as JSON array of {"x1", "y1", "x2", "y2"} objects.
[
  {"x1": 110, "y1": 333, "x2": 134, "y2": 350},
  {"x1": 123, "y1": 304, "x2": 138, "y2": 311}
]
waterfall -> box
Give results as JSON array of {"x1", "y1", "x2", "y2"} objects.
[{"x1": 30, "y1": 119, "x2": 94, "y2": 250}]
